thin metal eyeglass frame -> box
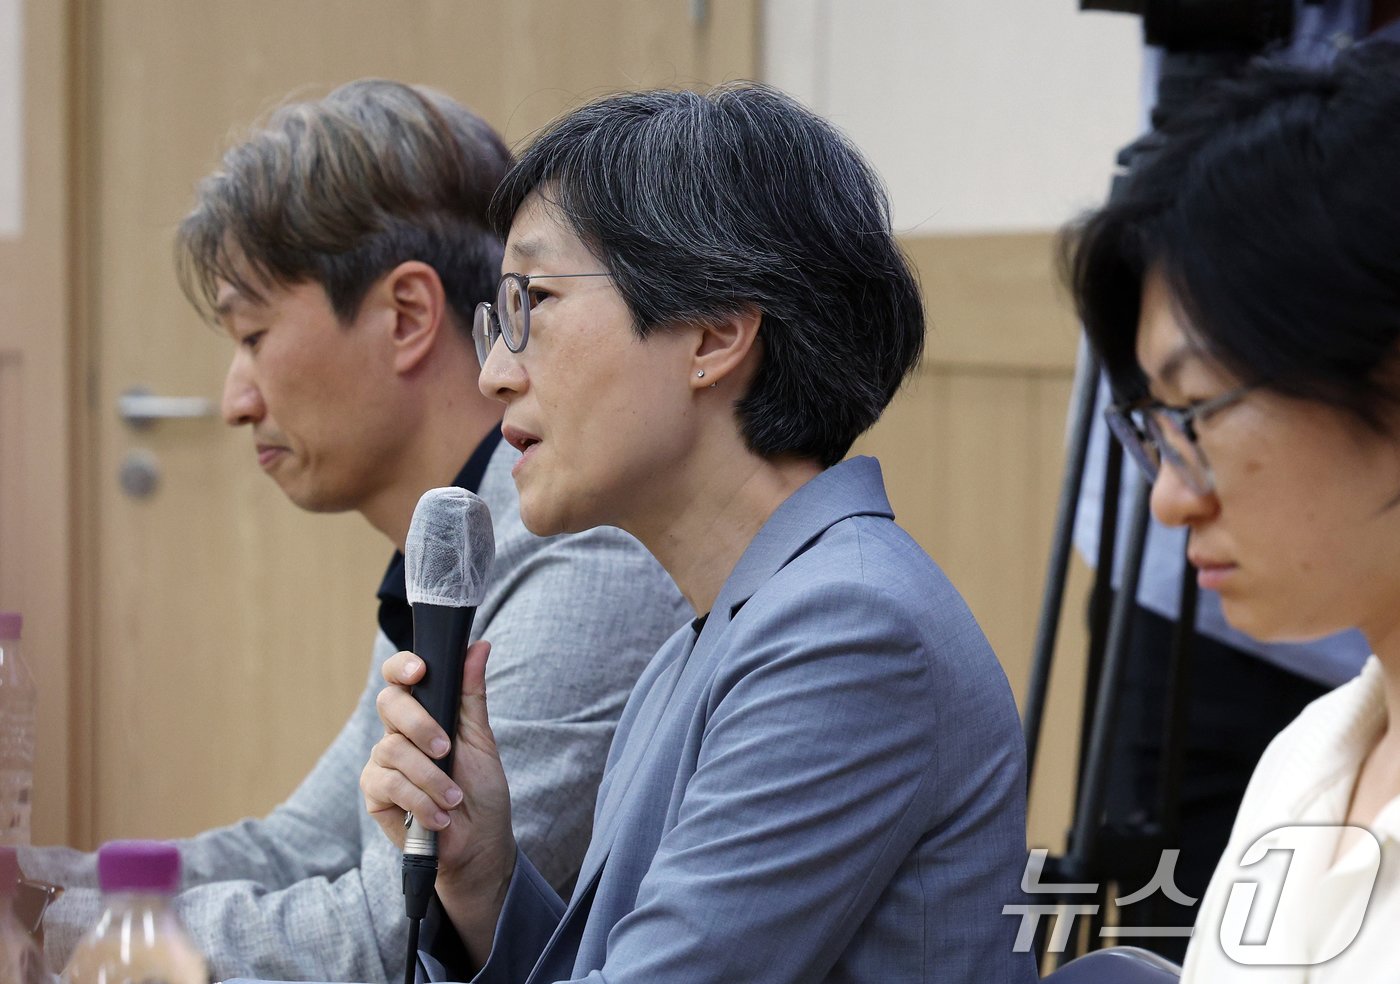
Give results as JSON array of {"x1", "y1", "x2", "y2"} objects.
[
  {"x1": 1104, "y1": 384, "x2": 1255, "y2": 495},
  {"x1": 472, "y1": 272, "x2": 611, "y2": 366}
]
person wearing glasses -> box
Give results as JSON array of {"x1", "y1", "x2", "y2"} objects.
[
  {"x1": 1071, "y1": 3, "x2": 1400, "y2": 958},
  {"x1": 362, "y1": 83, "x2": 1036, "y2": 984},
  {"x1": 1067, "y1": 47, "x2": 1400, "y2": 982},
  {"x1": 20, "y1": 80, "x2": 689, "y2": 983}
]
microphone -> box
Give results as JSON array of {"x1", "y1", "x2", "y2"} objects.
[{"x1": 400, "y1": 487, "x2": 495, "y2": 926}]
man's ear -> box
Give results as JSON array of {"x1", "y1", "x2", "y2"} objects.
[
  {"x1": 382, "y1": 261, "x2": 448, "y2": 375},
  {"x1": 689, "y1": 305, "x2": 762, "y2": 392}
]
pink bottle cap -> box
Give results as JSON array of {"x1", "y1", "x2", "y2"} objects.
[
  {"x1": 0, "y1": 847, "x2": 18, "y2": 895},
  {"x1": 98, "y1": 841, "x2": 181, "y2": 894},
  {"x1": 0, "y1": 613, "x2": 20, "y2": 641}
]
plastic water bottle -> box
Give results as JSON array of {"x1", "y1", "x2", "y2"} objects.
[
  {"x1": 0, "y1": 846, "x2": 42, "y2": 984},
  {"x1": 0, "y1": 613, "x2": 35, "y2": 847},
  {"x1": 60, "y1": 841, "x2": 207, "y2": 984}
]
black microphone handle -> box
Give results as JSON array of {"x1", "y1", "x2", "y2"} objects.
[
  {"x1": 402, "y1": 603, "x2": 476, "y2": 923},
  {"x1": 409, "y1": 603, "x2": 478, "y2": 778}
]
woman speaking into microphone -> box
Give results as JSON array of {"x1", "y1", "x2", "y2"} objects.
[{"x1": 362, "y1": 82, "x2": 1034, "y2": 984}]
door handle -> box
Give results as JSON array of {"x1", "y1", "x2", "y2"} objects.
[{"x1": 118, "y1": 386, "x2": 216, "y2": 430}]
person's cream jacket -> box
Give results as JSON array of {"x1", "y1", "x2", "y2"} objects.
[{"x1": 1184, "y1": 657, "x2": 1400, "y2": 983}]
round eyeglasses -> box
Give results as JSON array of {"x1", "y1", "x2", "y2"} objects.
[
  {"x1": 473, "y1": 272, "x2": 611, "y2": 367},
  {"x1": 1103, "y1": 385, "x2": 1254, "y2": 496}
]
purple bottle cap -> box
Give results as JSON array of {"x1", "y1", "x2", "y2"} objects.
[
  {"x1": 0, "y1": 846, "x2": 18, "y2": 895},
  {"x1": 98, "y1": 841, "x2": 181, "y2": 894},
  {"x1": 0, "y1": 613, "x2": 20, "y2": 641}
]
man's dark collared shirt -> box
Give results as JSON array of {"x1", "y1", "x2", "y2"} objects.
[{"x1": 375, "y1": 429, "x2": 503, "y2": 651}]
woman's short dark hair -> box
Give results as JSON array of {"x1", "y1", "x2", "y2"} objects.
[
  {"x1": 489, "y1": 83, "x2": 925, "y2": 469},
  {"x1": 177, "y1": 79, "x2": 512, "y2": 334},
  {"x1": 1063, "y1": 45, "x2": 1400, "y2": 429}
]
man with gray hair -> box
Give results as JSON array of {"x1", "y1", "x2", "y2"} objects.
[{"x1": 21, "y1": 79, "x2": 687, "y2": 982}]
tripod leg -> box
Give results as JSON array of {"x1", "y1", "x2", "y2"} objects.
[
  {"x1": 1065, "y1": 474, "x2": 1152, "y2": 876},
  {"x1": 1025, "y1": 339, "x2": 1103, "y2": 776}
]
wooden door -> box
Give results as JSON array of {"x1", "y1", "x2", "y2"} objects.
[
  {"x1": 0, "y1": 0, "x2": 75, "y2": 846},
  {"x1": 74, "y1": 0, "x2": 758, "y2": 845}
]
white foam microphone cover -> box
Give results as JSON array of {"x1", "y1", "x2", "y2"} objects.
[{"x1": 404, "y1": 487, "x2": 494, "y2": 608}]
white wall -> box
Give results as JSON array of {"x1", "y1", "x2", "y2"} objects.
[{"x1": 763, "y1": 0, "x2": 1147, "y2": 234}]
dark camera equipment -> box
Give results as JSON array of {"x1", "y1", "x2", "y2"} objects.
[
  {"x1": 1022, "y1": 0, "x2": 1319, "y2": 971},
  {"x1": 1091, "y1": 0, "x2": 1309, "y2": 138},
  {"x1": 1081, "y1": 0, "x2": 1295, "y2": 52}
]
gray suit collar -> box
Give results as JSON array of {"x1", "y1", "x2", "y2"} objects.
[{"x1": 705, "y1": 455, "x2": 893, "y2": 631}]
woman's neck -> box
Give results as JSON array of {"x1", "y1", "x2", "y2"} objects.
[
  {"x1": 1369, "y1": 624, "x2": 1400, "y2": 745},
  {"x1": 1341, "y1": 634, "x2": 1400, "y2": 843},
  {"x1": 628, "y1": 447, "x2": 822, "y2": 616}
]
